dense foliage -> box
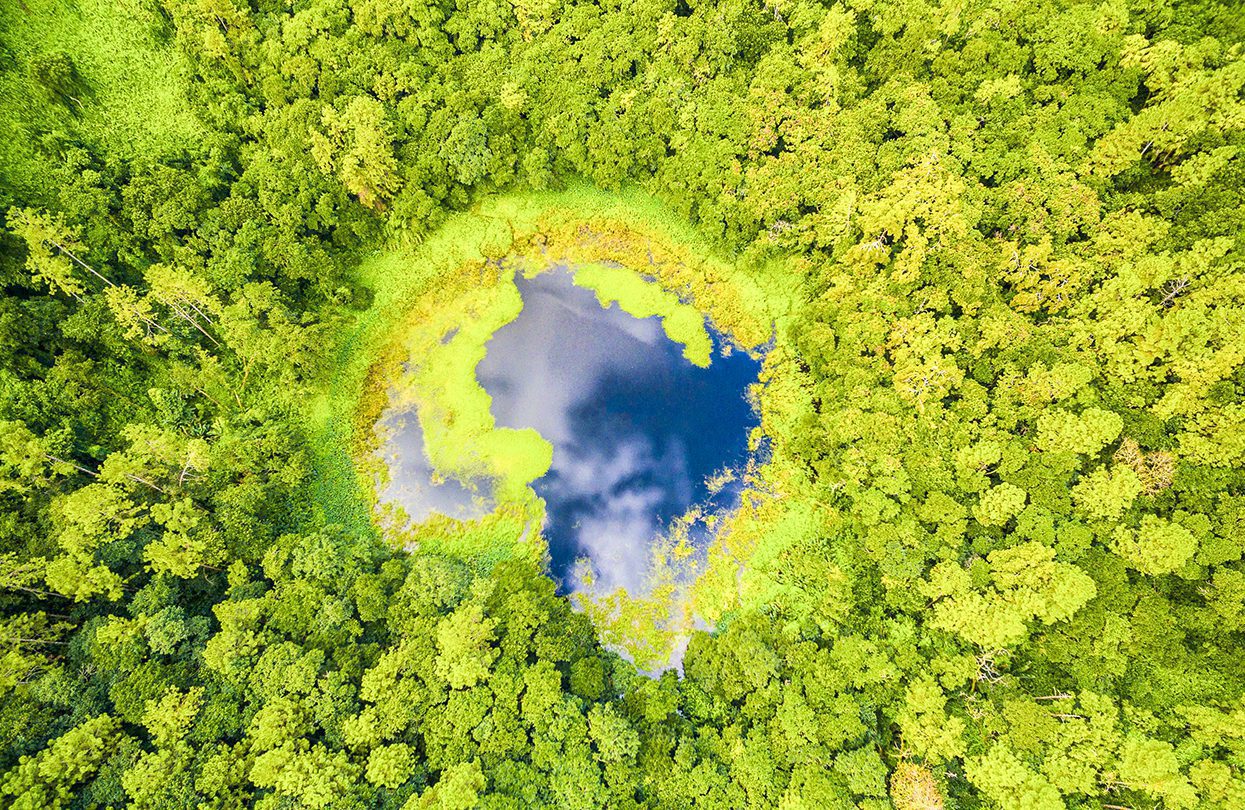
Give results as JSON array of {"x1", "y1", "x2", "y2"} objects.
[{"x1": 2, "y1": 0, "x2": 1244, "y2": 807}]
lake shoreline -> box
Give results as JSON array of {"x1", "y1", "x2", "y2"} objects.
[{"x1": 304, "y1": 186, "x2": 808, "y2": 667}]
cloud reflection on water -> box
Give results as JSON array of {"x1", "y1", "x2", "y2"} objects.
[
  {"x1": 374, "y1": 411, "x2": 489, "y2": 525},
  {"x1": 373, "y1": 267, "x2": 760, "y2": 603},
  {"x1": 477, "y1": 269, "x2": 759, "y2": 594}
]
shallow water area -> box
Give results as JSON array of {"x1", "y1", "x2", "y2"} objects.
[
  {"x1": 374, "y1": 411, "x2": 490, "y2": 524},
  {"x1": 477, "y1": 269, "x2": 760, "y2": 593}
]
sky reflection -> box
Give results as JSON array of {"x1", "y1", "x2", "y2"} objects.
[
  {"x1": 477, "y1": 269, "x2": 760, "y2": 593},
  {"x1": 374, "y1": 410, "x2": 489, "y2": 525}
]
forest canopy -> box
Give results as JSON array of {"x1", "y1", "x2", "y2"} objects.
[{"x1": 1, "y1": 0, "x2": 1244, "y2": 808}]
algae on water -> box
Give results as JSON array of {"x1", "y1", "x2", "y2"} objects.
[{"x1": 571, "y1": 263, "x2": 714, "y2": 367}]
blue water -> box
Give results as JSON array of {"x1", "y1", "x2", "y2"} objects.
[{"x1": 476, "y1": 270, "x2": 760, "y2": 593}]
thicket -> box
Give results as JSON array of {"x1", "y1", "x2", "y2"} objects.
[{"x1": 1, "y1": 0, "x2": 1244, "y2": 807}]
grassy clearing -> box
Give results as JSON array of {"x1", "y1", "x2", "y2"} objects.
[{"x1": 0, "y1": 0, "x2": 201, "y2": 198}]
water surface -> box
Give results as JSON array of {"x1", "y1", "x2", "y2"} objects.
[
  {"x1": 476, "y1": 270, "x2": 759, "y2": 592},
  {"x1": 375, "y1": 412, "x2": 488, "y2": 524}
]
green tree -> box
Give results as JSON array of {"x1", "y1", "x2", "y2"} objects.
[
  {"x1": 0, "y1": 715, "x2": 123, "y2": 810},
  {"x1": 922, "y1": 542, "x2": 1097, "y2": 650},
  {"x1": 1111, "y1": 516, "x2": 1198, "y2": 575},
  {"x1": 408, "y1": 760, "x2": 486, "y2": 810},
  {"x1": 311, "y1": 96, "x2": 404, "y2": 210},
  {"x1": 7, "y1": 208, "x2": 114, "y2": 298},
  {"x1": 435, "y1": 602, "x2": 499, "y2": 689}
]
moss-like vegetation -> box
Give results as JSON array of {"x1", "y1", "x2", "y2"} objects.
[
  {"x1": 571, "y1": 263, "x2": 713, "y2": 367},
  {"x1": 0, "y1": 0, "x2": 200, "y2": 199}
]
